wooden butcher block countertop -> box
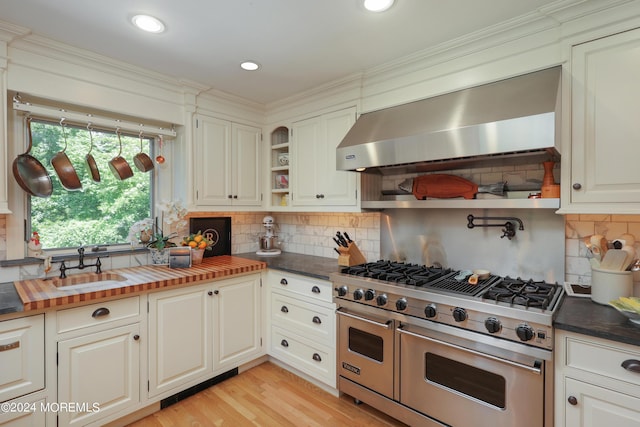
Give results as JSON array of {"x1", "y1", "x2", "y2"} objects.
[{"x1": 14, "y1": 255, "x2": 266, "y2": 311}]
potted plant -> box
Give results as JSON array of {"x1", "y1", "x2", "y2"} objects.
[
  {"x1": 180, "y1": 231, "x2": 212, "y2": 265},
  {"x1": 147, "y1": 227, "x2": 177, "y2": 265}
]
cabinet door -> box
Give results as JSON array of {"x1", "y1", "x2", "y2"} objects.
[
  {"x1": 322, "y1": 107, "x2": 357, "y2": 205},
  {"x1": 148, "y1": 286, "x2": 212, "y2": 397},
  {"x1": 57, "y1": 323, "x2": 140, "y2": 426},
  {"x1": 570, "y1": 28, "x2": 640, "y2": 206},
  {"x1": 0, "y1": 315, "x2": 44, "y2": 403},
  {"x1": 213, "y1": 275, "x2": 262, "y2": 373},
  {"x1": 291, "y1": 116, "x2": 322, "y2": 205},
  {"x1": 565, "y1": 377, "x2": 640, "y2": 427},
  {"x1": 194, "y1": 116, "x2": 232, "y2": 205},
  {"x1": 292, "y1": 107, "x2": 357, "y2": 206},
  {"x1": 232, "y1": 123, "x2": 262, "y2": 206}
]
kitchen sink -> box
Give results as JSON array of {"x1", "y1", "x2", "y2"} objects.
[{"x1": 51, "y1": 272, "x2": 128, "y2": 289}]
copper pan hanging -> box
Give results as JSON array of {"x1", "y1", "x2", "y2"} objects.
[
  {"x1": 51, "y1": 119, "x2": 82, "y2": 191},
  {"x1": 109, "y1": 129, "x2": 134, "y2": 180},
  {"x1": 133, "y1": 131, "x2": 154, "y2": 172},
  {"x1": 12, "y1": 117, "x2": 53, "y2": 197},
  {"x1": 84, "y1": 124, "x2": 100, "y2": 183}
]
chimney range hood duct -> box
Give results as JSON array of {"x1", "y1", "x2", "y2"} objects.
[{"x1": 336, "y1": 66, "x2": 561, "y2": 175}]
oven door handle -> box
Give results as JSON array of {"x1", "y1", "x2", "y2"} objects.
[
  {"x1": 336, "y1": 308, "x2": 392, "y2": 329},
  {"x1": 397, "y1": 325, "x2": 543, "y2": 375}
]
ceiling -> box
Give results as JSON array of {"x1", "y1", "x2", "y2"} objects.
[{"x1": 0, "y1": 0, "x2": 562, "y2": 105}]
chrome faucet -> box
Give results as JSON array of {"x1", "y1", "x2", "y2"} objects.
[{"x1": 59, "y1": 246, "x2": 102, "y2": 279}]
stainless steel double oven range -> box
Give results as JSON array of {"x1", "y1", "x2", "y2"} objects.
[{"x1": 331, "y1": 261, "x2": 564, "y2": 427}]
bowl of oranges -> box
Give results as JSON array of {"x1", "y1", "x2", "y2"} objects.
[{"x1": 180, "y1": 231, "x2": 212, "y2": 265}]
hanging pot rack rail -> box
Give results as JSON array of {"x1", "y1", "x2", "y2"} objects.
[{"x1": 12, "y1": 95, "x2": 177, "y2": 139}]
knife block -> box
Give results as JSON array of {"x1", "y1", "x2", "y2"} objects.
[{"x1": 338, "y1": 242, "x2": 367, "y2": 267}]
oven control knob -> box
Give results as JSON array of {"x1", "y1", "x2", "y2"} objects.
[
  {"x1": 353, "y1": 289, "x2": 364, "y2": 300},
  {"x1": 452, "y1": 307, "x2": 467, "y2": 322},
  {"x1": 484, "y1": 317, "x2": 502, "y2": 333},
  {"x1": 376, "y1": 294, "x2": 388, "y2": 306},
  {"x1": 364, "y1": 289, "x2": 376, "y2": 301},
  {"x1": 335, "y1": 286, "x2": 348, "y2": 297},
  {"x1": 396, "y1": 298, "x2": 408, "y2": 311},
  {"x1": 424, "y1": 304, "x2": 437, "y2": 318},
  {"x1": 516, "y1": 324, "x2": 535, "y2": 341}
]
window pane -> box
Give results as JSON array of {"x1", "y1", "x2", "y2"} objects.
[{"x1": 28, "y1": 120, "x2": 153, "y2": 249}]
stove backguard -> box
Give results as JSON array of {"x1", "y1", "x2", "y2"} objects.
[{"x1": 380, "y1": 208, "x2": 565, "y2": 283}]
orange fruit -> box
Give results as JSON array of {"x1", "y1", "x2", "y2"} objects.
[
  {"x1": 188, "y1": 241, "x2": 197, "y2": 248},
  {"x1": 198, "y1": 241, "x2": 207, "y2": 249},
  {"x1": 194, "y1": 235, "x2": 203, "y2": 243}
]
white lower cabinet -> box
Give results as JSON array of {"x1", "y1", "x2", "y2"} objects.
[
  {"x1": 213, "y1": 275, "x2": 262, "y2": 373},
  {"x1": 0, "y1": 315, "x2": 45, "y2": 427},
  {"x1": 0, "y1": 396, "x2": 47, "y2": 427},
  {"x1": 0, "y1": 315, "x2": 44, "y2": 404},
  {"x1": 148, "y1": 274, "x2": 263, "y2": 398},
  {"x1": 148, "y1": 284, "x2": 212, "y2": 398},
  {"x1": 56, "y1": 298, "x2": 141, "y2": 427},
  {"x1": 555, "y1": 330, "x2": 640, "y2": 427},
  {"x1": 267, "y1": 271, "x2": 336, "y2": 388}
]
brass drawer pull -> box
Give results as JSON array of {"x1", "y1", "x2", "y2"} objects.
[
  {"x1": 312, "y1": 353, "x2": 322, "y2": 362},
  {"x1": 0, "y1": 341, "x2": 19, "y2": 352},
  {"x1": 281, "y1": 306, "x2": 289, "y2": 313},
  {"x1": 311, "y1": 286, "x2": 320, "y2": 294},
  {"x1": 280, "y1": 278, "x2": 288, "y2": 285},
  {"x1": 280, "y1": 339, "x2": 289, "y2": 348},
  {"x1": 312, "y1": 316, "x2": 322, "y2": 324},
  {"x1": 91, "y1": 307, "x2": 110, "y2": 318}
]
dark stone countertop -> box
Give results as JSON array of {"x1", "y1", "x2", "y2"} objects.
[
  {"x1": 236, "y1": 252, "x2": 341, "y2": 281},
  {"x1": 0, "y1": 282, "x2": 24, "y2": 315},
  {"x1": 554, "y1": 296, "x2": 640, "y2": 347}
]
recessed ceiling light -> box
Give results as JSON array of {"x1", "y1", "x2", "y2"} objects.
[
  {"x1": 131, "y1": 14, "x2": 165, "y2": 33},
  {"x1": 240, "y1": 61, "x2": 260, "y2": 71},
  {"x1": 363, "y1": 0, "x2": 395, "y2": 12}
]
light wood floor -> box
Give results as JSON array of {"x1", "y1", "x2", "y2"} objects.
[{"x1": 127, "y1": 362, "x2": 407, "y2": 427}]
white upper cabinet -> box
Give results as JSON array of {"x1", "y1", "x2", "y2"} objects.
[
  {"x1": 562, "y1": 28, "x2": 640, "y2": 213},
  {"x1": 291, "y1": 107, "x2": 358, "y2": 207},
  {"x1": 194, "y1": 115, "x2": 262, "y2": 207}
]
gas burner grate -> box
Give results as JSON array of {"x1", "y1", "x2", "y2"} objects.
[
  {"x1": 426, "y1": 274, "x2": 500, "y2": 296},
  {"x1": 482, "y1": 277, "x2": 560, "y2": 309},
  {"x1": 340, "y1": 261, "x2": 453, "y2": 287}
]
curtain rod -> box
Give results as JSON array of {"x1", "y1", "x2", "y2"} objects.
[{"x1": 12, "y1": 97, "x2": 177, "y2": 138}]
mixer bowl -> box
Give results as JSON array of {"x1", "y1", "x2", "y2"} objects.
[{"x1": 260, "y1": 236, "x2": 278, "y2": 250}]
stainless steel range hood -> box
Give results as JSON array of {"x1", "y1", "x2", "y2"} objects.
[{"x1": 336, "y1": 67, "x2": 561, "y2": 175}]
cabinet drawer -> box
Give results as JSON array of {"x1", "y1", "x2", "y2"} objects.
[
  {"x1": 0, "y1": 396, "x2": 47, "y2": 426},
  {"x1": 270, "y1": 272, "x2": 332, "y2": 304},
  {"x1": 271, "y1": 293, "x2": 335, "y2": 344},
  {"x1": 565, "y1": 336, "x2": 640, "y2": 387},
  {"x1": 57, "y1": 296, "x2": 140, "y2": 334},
  {"x1": 0, "y1": 315, "x2": 45, "y2": 403},
  {"x1": 271, "y1": 326, "x2": 335, "y2": 388}
]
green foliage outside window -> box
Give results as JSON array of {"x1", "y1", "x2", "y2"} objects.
[{"x1": 28, "y1": 120, "x2": 153, "y2": 249}]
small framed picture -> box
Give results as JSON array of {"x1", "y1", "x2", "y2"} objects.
[{"x1": 275, "y1": 174, "x2": 289, "y2": 189}]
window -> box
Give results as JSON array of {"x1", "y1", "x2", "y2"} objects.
[{"x1": 28, "y1": 119, "x2": 153, "y2": 249}]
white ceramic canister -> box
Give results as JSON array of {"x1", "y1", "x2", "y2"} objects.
[{"x1": 591, "y1": 267, "x2": 633, "y2": 305}]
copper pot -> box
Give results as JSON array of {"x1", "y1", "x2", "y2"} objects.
[
  {"x1": 51, "y1": 120, "x2": 82, "y2": 191},
  {"x1": 12, "y1": 117, "x2": 53, "y2": 198},
  {"x1": 109, "y1": 130, "x2": 133, "y2": 180},
  {"x1": 84, "y1": 125, "x2": 100, "y2": 183},
  {"x1": 133, "y1": 132, "x2": 154, "y2": 173}
]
